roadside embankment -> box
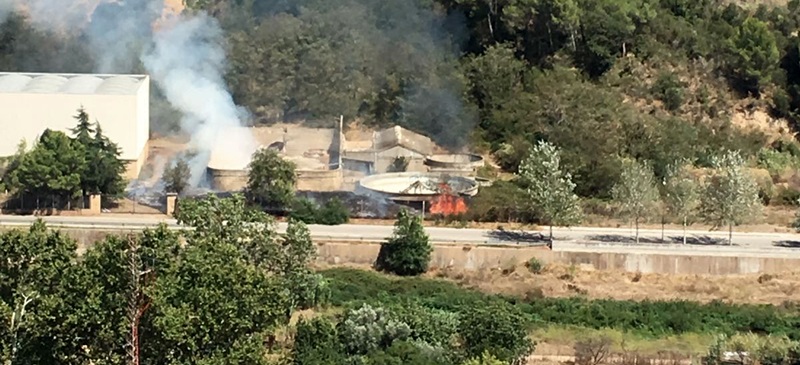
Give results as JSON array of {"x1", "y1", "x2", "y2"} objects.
[{"x1": 23, "y1": 226, "x2": 800, "y2": 275}]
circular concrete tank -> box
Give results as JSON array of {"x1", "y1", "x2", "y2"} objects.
[
  {"x1": 207, "y1": 167, "x2": 248, "y2": 192},
  {"x1": 357, "y1": 172, "x2": 479, "y2": 201},
  {"x1": 424, "y1": 154, "x2": 484, "y2": 170}
]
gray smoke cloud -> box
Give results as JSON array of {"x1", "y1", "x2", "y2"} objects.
[
  {"x1": 4, "y1": 0, "x2": 258, "y2": 189},
  {"x1": 88, "y1": 0, "x2": 164, "y2": 73},
  {"x1": 0, "y1": 1, "x2": 13, "y2": 22}
]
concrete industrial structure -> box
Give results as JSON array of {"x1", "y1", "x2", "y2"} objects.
[
  {"x1": 206, "y1": 123, "x2": 486, "y2": 196},
  {"x1": 0, "y1": 72, "x2": 150, "y2": 179},
  {"x1": 343, "y1": 126, "x2": 436, "y2": 174},
  {"x1": 357, "y1": 172, "x2": 479, "y2": 202}
]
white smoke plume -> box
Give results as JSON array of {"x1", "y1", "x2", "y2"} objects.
[
  {"x1": 2, "y1": 0, "x2": 258, "y2": 189},
  {"x1": 142, "y1": 13, "x2": 258, "y2": 186}
]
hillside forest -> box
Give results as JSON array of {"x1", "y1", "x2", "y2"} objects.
[{"x1": 3, "y1": 0, "x2": 800, "y2": 214}]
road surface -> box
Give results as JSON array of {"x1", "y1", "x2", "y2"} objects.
[{"x1": 1, "y1": 214, "x2": 799, "y2": 252}]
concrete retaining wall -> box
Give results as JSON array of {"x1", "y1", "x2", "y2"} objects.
[
  {"x1": 207, "y1": 167, "x2": 248, "y2": 191},
  {"x1": 208, "y1": 165, "x2": 344, "y2": 192},
  {"x1": 19, "y1": 227, "x2": 800, "y2": 275},
  {"x1": 296, "y1": 168, "x2": 343, "y2": 191},
  {"x1": 317, "y1": 242, "x2": 800, "y2": 274}
]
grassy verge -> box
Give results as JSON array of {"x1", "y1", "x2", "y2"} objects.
[
  {"x1": 532, "y1": 326, "x2": 713, "y2": 356},
  {"x1": 320, "y1": 267, "x2": 800, "y2": 340}
]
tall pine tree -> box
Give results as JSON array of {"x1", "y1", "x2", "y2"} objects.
[{"x1": 69, "y1": 107, "x2": 126, "y2": 198}]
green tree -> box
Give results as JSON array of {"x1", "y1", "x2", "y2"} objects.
[
  {"x1": 376, "y1": 209, "x2": 433, "y2": 276},
  {"x1": 87, "y1": 123, "x2": 126, "y2": 197},
  {"x1": 175, "y1": 193, "x2": 318, "y2": 294},
  {"x1": 162, "y1": 155, "x2": 191, "y2": 195},
  {"x1": 612, "y1": 159, "x2": 660, "y2": 243},
  {"x1": 700, "y1": 150, "x2": 761, "y2": 245},
  {"x1": 575, "y1": 0, "x2": 656, "y2": 77},
  {"x1": 0, "y1": 220, "x2": 77, "y2": 364},
  {"x1": 663, "y1": 160, "x2": 700, "y2": 244},
  {"x1": 464, "y1": 43, "x2": 526, "y2": 113},
  {"x1": 0, "y1": 140, "x2": 27, "y2": 193},
  {"x1": 11, "y1": 129, "x2": 85, "y2": 207},
  {"x1": 69, "y1": 107, "x2": 126, "y2": 199},
  {"x1": 459, "y1": 301, "x2": 534, "y2": 365},
  {"x1": 517, "y1": 140, "x2": 582, "y2": 242},
  {"x1": 245, "y1": 148, "x2": 297, "y2": 211},
  {"x1": 69, "y1": 106, "x2": 94, "y2": 146},
  {"x1": 727, "y1": 17, "x2": 780, "y2": 94}
]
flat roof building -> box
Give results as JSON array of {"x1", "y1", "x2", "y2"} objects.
[{"x1": 0, "y1": 72, "x2": 150, "y2": 179}]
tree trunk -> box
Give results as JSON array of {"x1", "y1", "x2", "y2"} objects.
[
  {"x1": 635, "y1": 216, "x2": 640, "y2": 244},
  {"x1": 549, "y1": 224, "x2": 553, "y2": 243},
  {"x1": 729, "y1": 222, "x2": 733, "y2": 246},
  {"x1": 683, "y1": 216, "x2": 687, "y2": 245}
]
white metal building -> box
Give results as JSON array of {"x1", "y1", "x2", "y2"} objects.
[{"x1": 0, "y1": 72, "x2": 150, "y2": 179}]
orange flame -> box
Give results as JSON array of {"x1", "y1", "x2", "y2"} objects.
[{"x1": 430, "y1": 183, "x2": 467, "y2": 216}]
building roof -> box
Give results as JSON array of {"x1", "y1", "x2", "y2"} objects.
[
  {"x1": 373, "y1": 126, "x2": 434, "y2": 155},
  {"x1": 0, "y1": 72, "x2": 147, "y2": 96}
]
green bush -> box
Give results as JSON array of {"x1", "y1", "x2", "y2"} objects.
[
  {"x1": 317, "y1": 198, "x2": 350, "y2": 225},
  {"x1": 320, "y1": 268, "x2": 800, "y2": 339},
  {"x1": 757, "y1": 148, "x2": 798, "y2": 177},
  {"x1": 293, "y1": 317, "x2": 345, "y2": 365},
  {"x1": 290, "y1": 198, "x2": 319, "y2": 223},
  {"x1": 376, "y1": 210, "x2": 432, "y2": 276},
  {"x1": 467, "y1": 180, "x2": 538, "y2": 223},
  {"x1": 289, "y1": 197, "x2": 350, "y2": 225},
  {"x1": 460, "y1": 301, "x2": 535, "y2": 364},
  {"x1": 774, "y1": 187, "x2": 800, "y2": 207},
  {"x1": 651, "y1": 72, "x2": 686, "y2": 111},
  {"x1": 526, "y1": 258, "x2": 544, "y2": 274}
]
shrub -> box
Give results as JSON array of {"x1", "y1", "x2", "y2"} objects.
[
  {"x1": 290, "y1": 198, "x2": 319, "y2": 223},
  {"x1": 337, "y1": 304, "x2": 411, "y2": 355},
  {"x1": 774, "y1": 187, "x2": 800, "y2": 206},
  {"x1": 375, "y1": 209, "x2": 432, "y2": 276},
  {"x1": 525, "y1": 257, "x2": 544, "y2": 274},
  {"x1": 757, "y1": 148, "x2": 798, "y2": 177},
  {"x1": 467, "y1": 180, "x2": 538, "y2": 223},
  {"x1": 293, "y1": 317, "x2": 345, "y2": 365},
  {"x1": 460, "y1": 301, "x2": 535, "y2": 364},
  {"x1": 320, "y1": 268, "x2": 800, "y2": 339},
  {"x1": 574, "y1": 336, "x2": 612, "y2": 365},
  {"x1": 317, "y1": 198, "x2": 350, "y2": 225},
  {"x1": 651, "y1": 72, "x2": 686, "y2": 111},
  {"x1": 289, "y1": 197, "x2": 350, "y2": 225}
]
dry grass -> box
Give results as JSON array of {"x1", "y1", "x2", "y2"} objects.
[
  {"x1": 533, "y1": 326, "x2": 712, "y2": 357},
  {"x1": 431, "y1": 263, "x2": 800, "y2": 305}
]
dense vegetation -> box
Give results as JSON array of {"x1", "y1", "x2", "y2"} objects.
[
  {"x1": 322, "y1": 268, "x2": 800, "y2": 339},
  {"x1": 0, "y1": 107, "x2": 126, "y2": 209},
  {"x1": 191, "y1": 0, "x2": 800, "y2": 197},
  {"x1": 0, "y1": 195, "x2": 531, "y2": 364},
  {"x1": 0, "y1": 194, "x2": 326, "y2": 363},
  {"x1": 3, "y1": 1, "x2": 800, "y2": 201}
]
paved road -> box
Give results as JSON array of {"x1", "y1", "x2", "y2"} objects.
[{"x1": 1, "y1": 214, "x2": 799, "y2": 251}]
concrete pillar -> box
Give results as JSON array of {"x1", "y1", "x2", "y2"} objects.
[
  {"x1": 86, "y1": 194, "x2": 101, "y2": 215},
  {"x1": 166, "y1": 193, "x2": 178, "y2": 217}
]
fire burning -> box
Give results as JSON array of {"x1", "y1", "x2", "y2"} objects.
[{"x1": 430, "y1": 183, "x2": 467, "y2": 216}]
